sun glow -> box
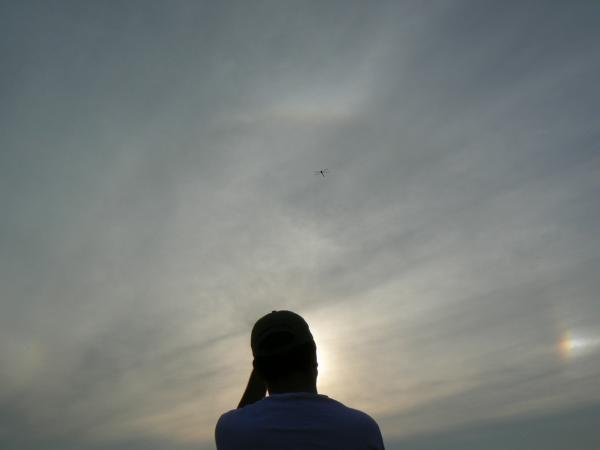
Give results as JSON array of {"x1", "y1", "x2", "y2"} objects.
[
  {"x1": 305, "y1": 316, "x2": 339, "y2": 392},
  {"x1": 316, "y1": 342, "x2": 330, "y2": 382}
]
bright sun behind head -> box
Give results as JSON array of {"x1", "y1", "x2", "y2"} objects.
[
  {"x1": 316, "y1": 342, "x2": 330, "y2": 383},
  {"x1": 305, "y1": 317, "x2": 337, "y2": 392}
]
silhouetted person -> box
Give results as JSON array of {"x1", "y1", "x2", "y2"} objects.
[{"x1": 215, "y1": 310, "x2": 385, "y2": 449}]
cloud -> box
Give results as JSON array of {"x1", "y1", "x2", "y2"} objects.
[{"x1": 384, "y1": 400, "x2": 600, "y2": 450}]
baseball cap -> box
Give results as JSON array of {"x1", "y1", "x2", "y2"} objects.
[{"x1": 251, "y1": 310, "x2": 315, "y2": 357}]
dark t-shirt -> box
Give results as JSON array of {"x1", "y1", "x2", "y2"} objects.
[{"x1": 215, "y1": 392, "x2": 385, "y2": 450}]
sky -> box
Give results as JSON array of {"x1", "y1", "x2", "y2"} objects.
[{"x1": 1, "y1": 1, "x2": 599, "y2": 449}]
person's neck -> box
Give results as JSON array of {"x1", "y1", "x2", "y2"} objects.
[
  {"x1": 268, "y1": 385, "x2": 318, "y2": 395},
  {"x1": 267, "y1": 373, "x2": 318, "y2": 395}
]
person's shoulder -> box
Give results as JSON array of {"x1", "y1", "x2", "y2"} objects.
[
  {"x1": 215, "y1": 408, "x2": 236, "y2": 434},
  {"x1": 217, "y1": 405, "x2": 251, "y2": 427},
  {"x1": 324, "y1": 397, "x2": 381, "y2": 430},
  {"x1": 216, "y1": 399, "x2": 266, "y2": 431},
  {"x1": 217, "y1": 407, "x2": 237, "y2": 423},
  {"x1": 320, "y1": 397, "x2": 384, "y2": 448},
  {"x1": 216, "y1": 407, "x2": 246, "y2": 433},
  {"x1": 215, "y1": 406, "x2": 252, "y2": 447},
  {"x1": 351, "y1": 408, "x2": 381, "y2": 436}
]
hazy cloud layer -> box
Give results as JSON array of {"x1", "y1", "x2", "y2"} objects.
[{"x1": 1, "y1": 1, "x2": 599, "y2": 448}]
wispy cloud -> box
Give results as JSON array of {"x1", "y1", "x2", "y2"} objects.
[{"x1": 1, "y1": 1, "x2": 599, "y2": 448}]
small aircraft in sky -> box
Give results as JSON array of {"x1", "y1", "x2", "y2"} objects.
[{"x1": 314, "y1": 168, "x2": 329, "y2": 177}]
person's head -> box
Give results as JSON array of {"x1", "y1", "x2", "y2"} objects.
[{"x1": 251, "y1": 310, "x2": 318, "y2": 394}]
